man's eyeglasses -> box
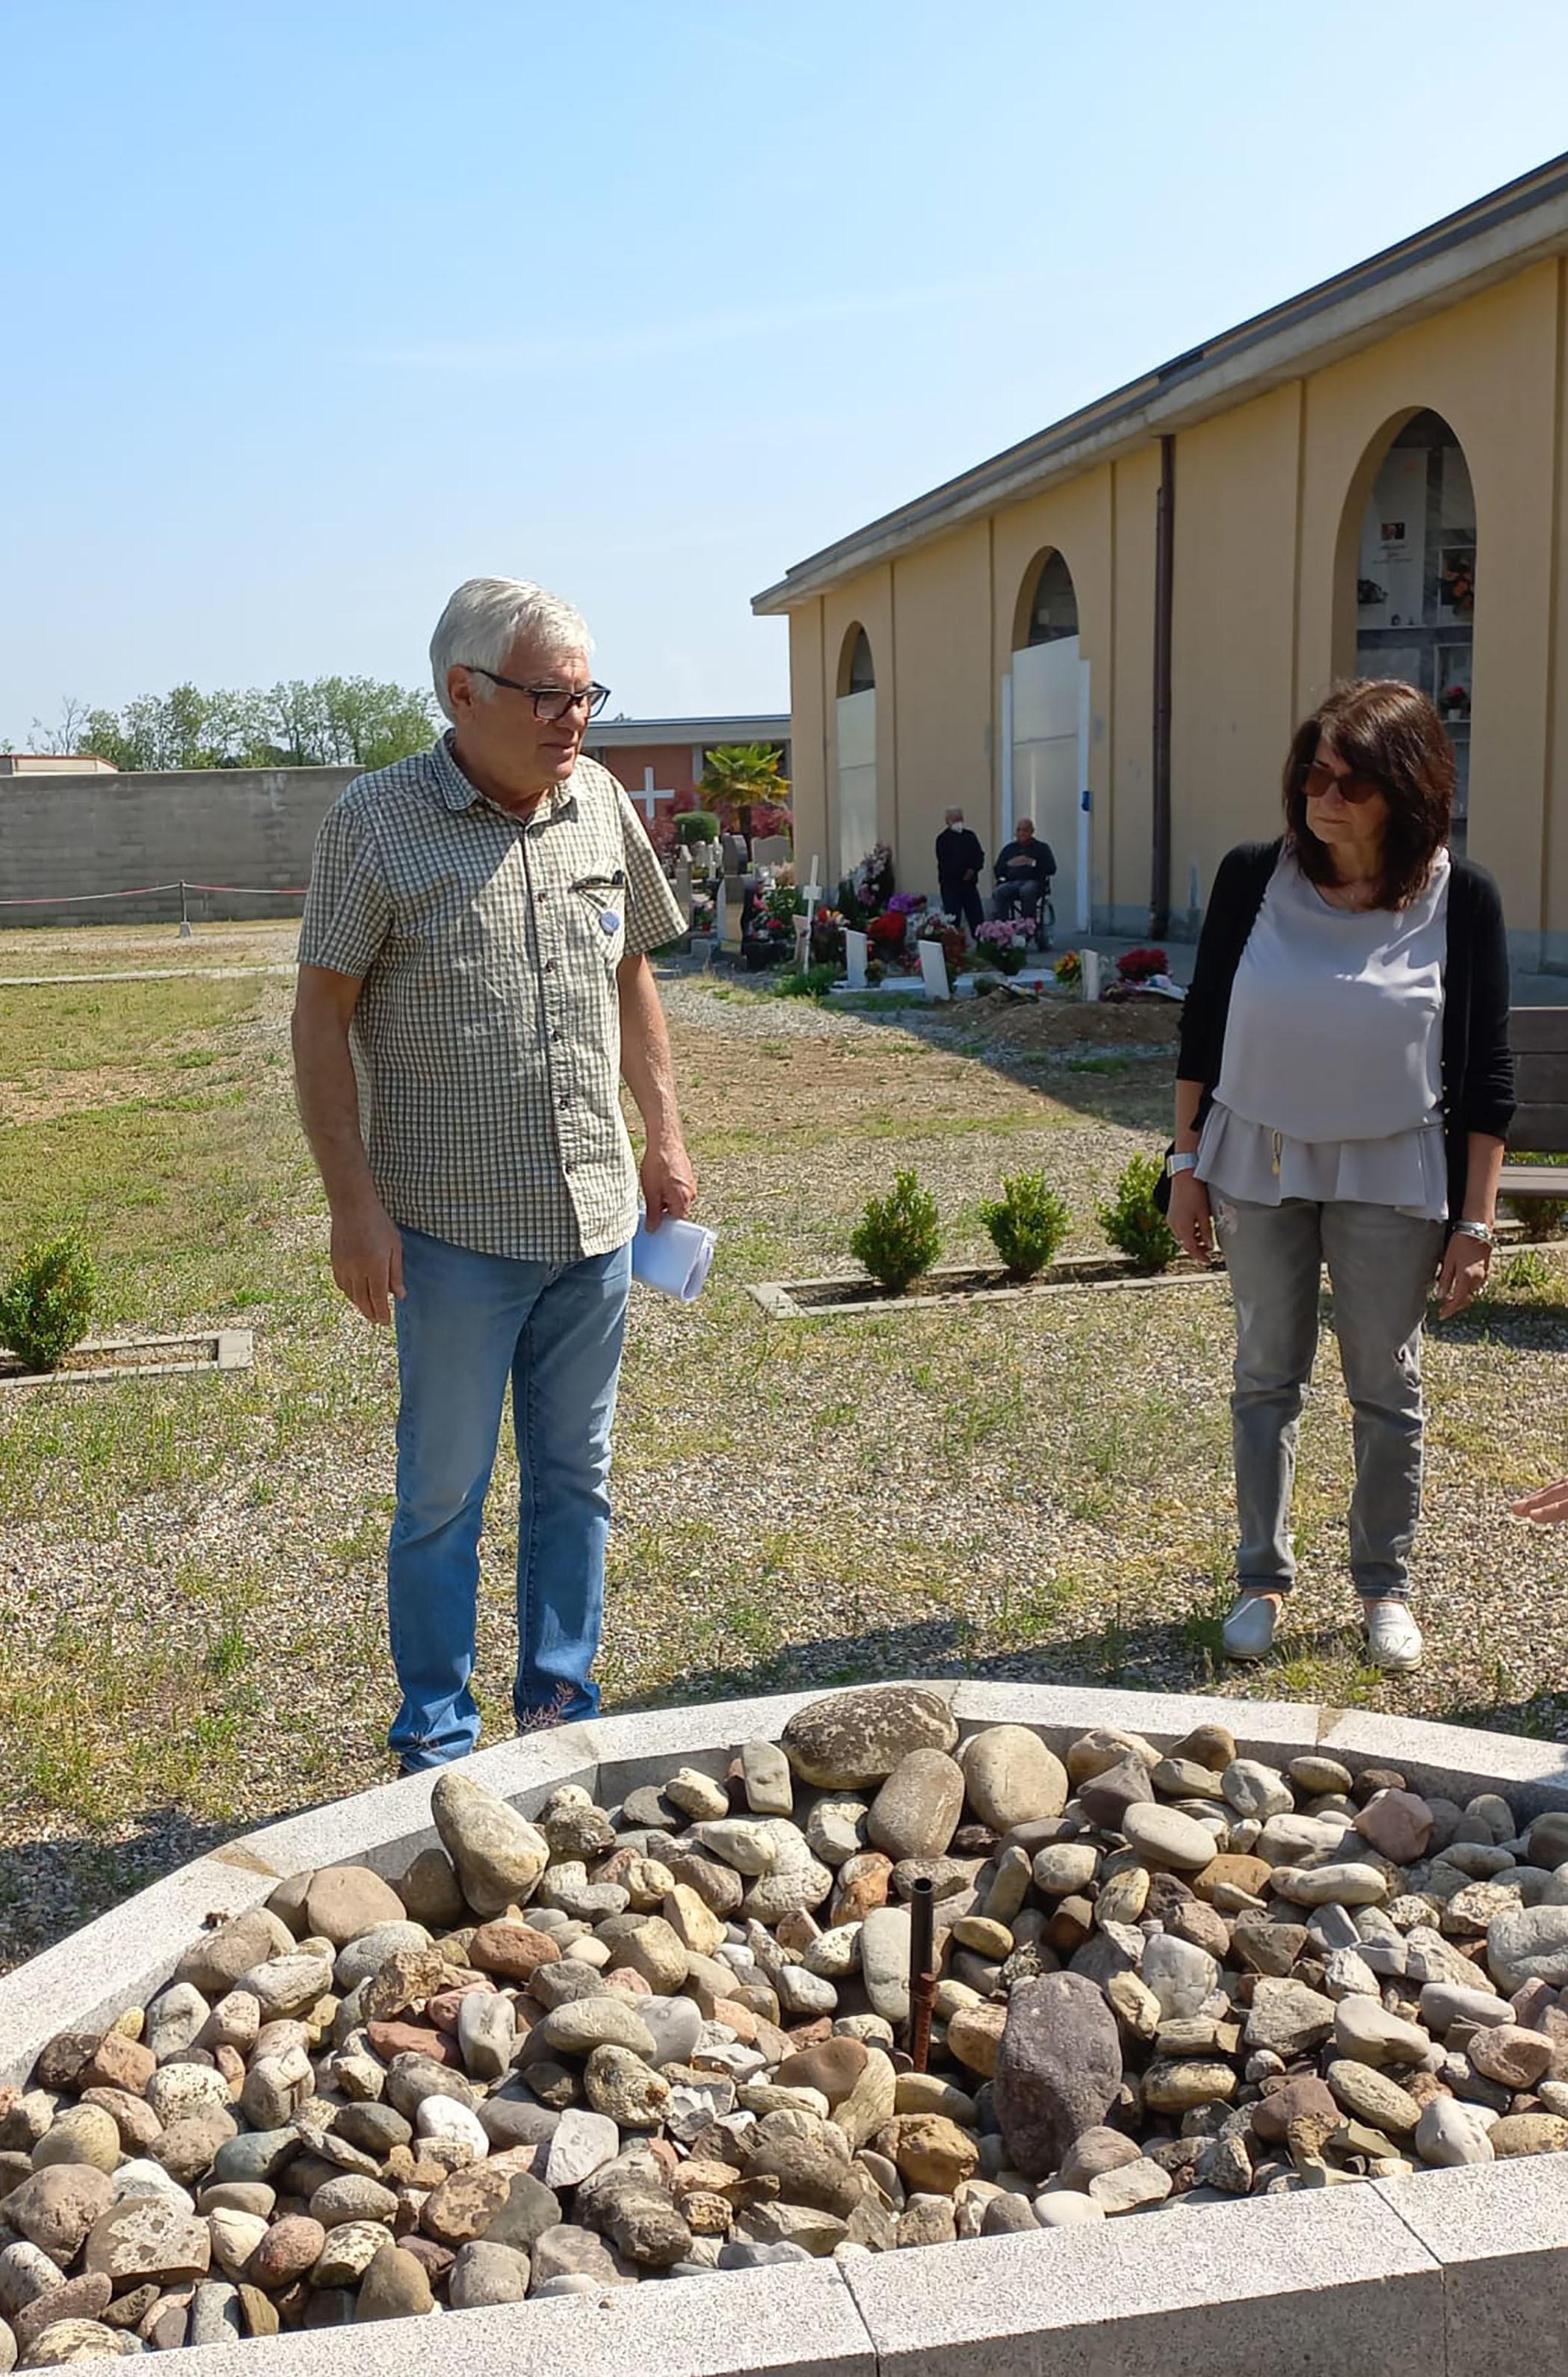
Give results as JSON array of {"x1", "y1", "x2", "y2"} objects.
[
  {"x1": 466, "y1": 667, "x2": 611, "y2": 723},
  {"x1": 1303, "y1": 759, "x2": 1386, "y2": 806}
]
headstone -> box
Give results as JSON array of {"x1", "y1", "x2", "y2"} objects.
[
  {"x1": 843, "y1": 928, "x2": 868, "y2": 990},
  {"x1": 919, "y1": 940, "x2": 951, "y2": 1002},
  {"x1": 1081, "y1": 949, "x2": 1102, "y2": 1002},
  {"x1": 722, "y1": 832, "x2": 750, "y2": 875},
  {"x1": 792, "y1": 915, "x2": 812, "y2": 973},
  {"x1": 753, "y1": 836, "x2": 791, "y2": 868},
  {"x1": 673, "y1": 858, "x2": 693, "y2": 925},
  {"x1": 719, "y1": 876, "x2": 745, "y2": 953}
]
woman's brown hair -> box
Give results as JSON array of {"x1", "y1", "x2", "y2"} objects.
[{"x1": 1282, "y1": 678, "x2": 1454, "y2": 909}]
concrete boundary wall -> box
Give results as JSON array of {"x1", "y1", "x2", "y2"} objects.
[
  {"x1": 7, "y1": 1679, "x2": 1568, "y2": 2376},
  {"x1": 0, "y1": 766, "x2": 357, "y2": 925}
]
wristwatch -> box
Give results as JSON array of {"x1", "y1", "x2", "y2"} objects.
[
  {"x1": 1450, "y1": 1219, "x2": 1496, "y2": 1248},
  {"x1": 1166, "y1": 1152, "x2": 1199, "y2": 1180}
]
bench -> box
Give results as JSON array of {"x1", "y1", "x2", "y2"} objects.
[{"x1": 1501, "y1": 1007, "x2": 1568, "y2": 1207}]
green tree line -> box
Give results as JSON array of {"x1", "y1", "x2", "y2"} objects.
[{"x1": 15, "y1": 678, "x2": 438, "y2": 771}]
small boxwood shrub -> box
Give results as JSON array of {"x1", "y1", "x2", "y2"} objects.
[
  {"x1": 1097, "y1": 1153, "x2": 1179, "y2": 1273},
  {"x1": 980, "y1": 1172, "x2": 1071, "y2": 1280},
  {"x1": 851, "y1": 1169, "x2": 942, "y2": 1293},
  {"x1": 0, "y1": 1232, "x2": 98, "y2": 1372}
]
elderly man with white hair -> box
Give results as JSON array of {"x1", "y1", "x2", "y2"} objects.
[{"x1": 291, "y1": 576, "x2": 694, "y2": 1770}]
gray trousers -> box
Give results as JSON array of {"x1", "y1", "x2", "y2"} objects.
[{"x1": 1210, "y1": 1195, "x2": 1445, "y2": 1603}]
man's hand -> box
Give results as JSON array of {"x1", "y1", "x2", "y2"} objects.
[
  {"x1": 330, "y1": 1196, "x2": 405, "y2": 1323},
  {"x1": 1436, "y1": 1233, "x2": 1490, "y2": 1319},
  {"x1": 1168, "y1": 1171, "x2": 1213, "y2": 1263},
  {"x1": 641, "y1": 1135, "x2": 697, "y2": 1231},
  {"x1": 1513, "y1": 1478, "x2": 1568, "y2": 1524}
]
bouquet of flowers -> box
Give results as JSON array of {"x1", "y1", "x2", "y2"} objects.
[
  {"x1": 851, "y1": 844, "x2": 895, "y2": 911},
  {"x1": 1054, "y1": 949, "x2": 1082, "y2": 987},
  {"x1": 1117, "y1": 945, "x2": 1169, "y2": 984},
  {"x1": 867, "y1": 910, "x2": 908, "y2": 956},
  {"x1": 916, "y1": 908, "x2": 966, "y2": 971},
  {"x1": 974, "y1": 916, "x2": 1033, "y2": 976},
  {"x1": 810, "y1": 907, "x2": 848, "y2": 967},
  {"x1": 887, "y1": 891, "x2": 926, "y2": 918}
]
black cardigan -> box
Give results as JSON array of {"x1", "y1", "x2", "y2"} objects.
[{"x1": 1176, "y1": 838, "x2": 1516, "y2": 1223}]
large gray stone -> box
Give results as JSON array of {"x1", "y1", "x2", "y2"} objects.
[
  {"x1": 993, "y1": 1973, "x2": 1122, "y2": 2181},
  {"x1": 866, "y1": 1751, "x2": 966, "y2": 1863},
  {"x1": 960, "y1": 1727, "x2": 1069, "y2": 1832},
  {"x1": 430, "y1": 1772, "x2": 549, "y2": 1918},
  {"x1": 780, "y1": 1687, "x2": 958, "y2": 1789},
  {"x1": 1488, "y1": 1902, "x2": 1568, "y2": 1991}
]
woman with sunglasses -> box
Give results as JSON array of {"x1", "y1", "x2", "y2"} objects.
[{"x1": 1167, "y1": 679, "x2": 1513, "y2": 1672}]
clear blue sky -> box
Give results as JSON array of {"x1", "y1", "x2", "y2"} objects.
[{"x1": 4, "y1": 0, "x2": 1567, "y2": 741}]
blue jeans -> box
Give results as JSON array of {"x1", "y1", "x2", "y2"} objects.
[{"x1": 387, "y1": 1228, "x2": 632, "y2": 1767}]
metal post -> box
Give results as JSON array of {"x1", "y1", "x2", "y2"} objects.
[
  {"x1": 907, "y1": 1876, "x2": 937, "y2": 2074},
  {"x1": 178, "y1": 881, "x2": 191, "y2": 939}
]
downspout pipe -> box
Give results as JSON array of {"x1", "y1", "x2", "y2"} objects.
[{"x1": 1151, "y1": 434, "x2": 1175, "y2": 938}]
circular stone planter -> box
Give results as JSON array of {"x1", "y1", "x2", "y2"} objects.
[{"x1": 5, "y1": 1682, "x2": 1568, "y2": 2377}]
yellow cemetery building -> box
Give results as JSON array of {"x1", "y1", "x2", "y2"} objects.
[{"x1": 753, "y1": 153, "x2": 1568, "y2": 965}]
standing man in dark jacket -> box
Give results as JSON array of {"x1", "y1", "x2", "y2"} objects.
[{"x1": 935, "y1": 807, "x2": 985, "y2": 934}]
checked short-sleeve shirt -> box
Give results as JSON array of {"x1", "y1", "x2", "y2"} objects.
[{"x1": 297, "y1": 733, "x2": 685, "y2": 1263}]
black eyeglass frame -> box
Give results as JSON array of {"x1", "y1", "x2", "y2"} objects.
[{"x1": 464, "y1": 666, "x2": 611, "y2": 722}]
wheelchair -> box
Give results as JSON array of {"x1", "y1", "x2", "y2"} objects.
[{"x1": 991, "y1": 878, "x2": 1055, "y2": 952}]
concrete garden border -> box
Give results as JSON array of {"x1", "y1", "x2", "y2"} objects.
[
  {"x1": 0, "y1": 1327, "x2": 254, "y2": 1390},
  {"x1": 747, "y1": 1257, "x2": 1225, "y2": 1320},
  {"x1": 7, "y1": 1680, "x2": 1568, "y2": 2376}
]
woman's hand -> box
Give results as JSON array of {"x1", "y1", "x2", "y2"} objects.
[
  {"x1": 1436, "y1": 1231, "x2": 1490, "y2": 1319},
  {"x1": 1168, "y1": 1171, "x2": 1214, "y2": 1263}
]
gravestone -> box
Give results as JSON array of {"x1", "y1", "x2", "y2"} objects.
[
  {"x1": 721, "y1": 831, "x2": 751, "y2": 875},
  {"x1": 792, "y1": 914, "x2": 812, "y2": 973},
  {"x1": 843, "y1": 928, "x2": 868, "y2": 990},
  {"x1": 753, "y1": 835, "x2": 791, "y2": 868},
  {"x1": 919, "y1": 939, "x2": 951, "y2": 1002},
  {"x1": 718, "y1": 875, "x2": 746, "y2": 955},
  {"x1": 1081, "y1": 949, "x2": 1102, "y2": 1002},
  {"x1": 673, "y1": 857, "x2": 694, "y2": 925}
]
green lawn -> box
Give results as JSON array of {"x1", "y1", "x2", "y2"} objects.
[{"x1": 2, "y1": 955, "x2": 1568, "y2": 1972}]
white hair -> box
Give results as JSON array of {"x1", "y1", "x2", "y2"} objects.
[{"x1": 429, "y1": 576, "x2": 593, "y2": 722}]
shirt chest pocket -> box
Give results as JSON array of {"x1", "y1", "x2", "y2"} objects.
[{"x1": 567, "y1": 870, "x2": 628, "y2": 967}]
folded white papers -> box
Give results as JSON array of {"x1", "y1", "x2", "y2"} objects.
[{"x1": 632, "y1": 1213, "x2": 716, "y2": 1302}]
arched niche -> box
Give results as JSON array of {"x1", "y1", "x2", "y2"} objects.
[{"x1": 1334, "y1": 406, "x2": 1476, "y2": 845}]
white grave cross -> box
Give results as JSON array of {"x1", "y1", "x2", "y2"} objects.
[{"x1": 635, "y1": 765, "x2": 677, "y2": 821}]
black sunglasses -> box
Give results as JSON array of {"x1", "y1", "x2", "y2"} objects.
[
  {"x1": 1303, "y1": 758, "x2": 1386, "y2": 807},
  {"x1": 465, "y1": 668, "x2": 611, "y2": 723}
]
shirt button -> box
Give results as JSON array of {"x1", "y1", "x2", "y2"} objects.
[
  {"x1": 559, "y1": 1096, "x2": 571, "y2": 1109},
  {"x1": 564, "y1": 1162, "x2": 575, "y2": 1174},
  {"x1": 535, "y1": 890, "x2": 548, "y2": 902},
  {"x1": 543, "y1": 958, "x2": 555, "y2": 972}
]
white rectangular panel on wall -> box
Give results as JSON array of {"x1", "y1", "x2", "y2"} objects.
[
  {"x1": 835, "y1": 690, "x2": 877, "y2": 881},
  {"x1": 1010, "y1": 638, "x2": 1082, "y2": 933}
]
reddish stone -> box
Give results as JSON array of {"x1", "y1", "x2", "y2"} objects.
[
  {"x1": 469, "y1": 1923, "x2": 561, "y2": 1983},
  {"x1": 365, "y1": 2020, "x2": 457, "y2": 2065},
  {"x1": 79, "y1": 2033, "x2": 156, "y2": 2097},
  {"x1": 426, "y1": 1982, "x2": 499, "y2": 2036}
]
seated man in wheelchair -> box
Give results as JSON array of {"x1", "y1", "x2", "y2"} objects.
[{"x1": 992, "y1": 818, "x2": 1058, "y2": 943}]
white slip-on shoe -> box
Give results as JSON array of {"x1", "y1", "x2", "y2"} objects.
[
  {"x1": 1364, "y1": 1601, "x2": 1423, "y2": 1672},
  {"x1": 1221, "y1": 1593, "x2": 1281, "y2": 1662}
]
